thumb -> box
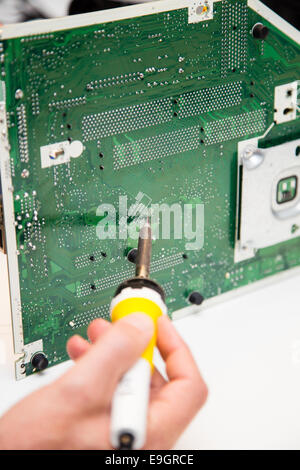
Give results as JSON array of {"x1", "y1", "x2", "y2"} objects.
[{"x1": 60, "y1": 313, "x2": 154, "y2": 409}]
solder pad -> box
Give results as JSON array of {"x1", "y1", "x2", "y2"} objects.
[{"x1": 0, "y1": 0, "x2": 299, "y2": 378}]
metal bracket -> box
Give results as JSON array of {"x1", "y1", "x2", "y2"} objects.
[
  {"x1": 274, "y1": 81, "x2": 299, "y2": 124},
  {"x1": 188, "y1": 0, "x2": 214, "y2": 24},
  {"x1": 235, "y1": 138, "x2": 300, "y2": 263},
  {"x1": 15, "y1": 339, "x2": 43, "y2": 380}
]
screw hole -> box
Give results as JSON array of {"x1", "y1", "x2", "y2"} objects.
[{"x1": 196, "y1": 5, "x2": 209, "y2": 15}]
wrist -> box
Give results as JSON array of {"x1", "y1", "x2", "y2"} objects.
[{"x1": 0, "y1": 383, "x2": 73, "y2": 449}]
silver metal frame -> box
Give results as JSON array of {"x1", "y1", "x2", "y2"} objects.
[
  {"x1": 0, "y1": 85, "x2": 24, "y2": 356},
  {"x1": 235, "y1": 138, "x2": 300, "y2": 262},
  {"x1": 0, "y1": 0, "x2": 298, "y2": 44}
]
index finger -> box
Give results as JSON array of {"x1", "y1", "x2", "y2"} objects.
[{"x1": 58, "y1": 313, "x2": 154, "y2": 411}]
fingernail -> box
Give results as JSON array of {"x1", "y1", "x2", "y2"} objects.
[{"x1": 121, "y1": 313, "x2": 154, "y2": 338}]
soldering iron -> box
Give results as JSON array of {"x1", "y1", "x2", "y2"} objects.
[{"x1": 110, "y1": 219, "x2": 166, "y2": 450}]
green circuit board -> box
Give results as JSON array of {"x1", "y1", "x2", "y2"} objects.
[{"x1": 0, "y1": 0, "x2": 300, "y2": 377}]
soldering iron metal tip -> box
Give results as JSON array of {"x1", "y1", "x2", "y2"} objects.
[{"x1": 135, "y1": 218, "x2": 152, "y2": 279}]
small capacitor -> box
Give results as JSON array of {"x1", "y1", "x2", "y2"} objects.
[
  {"x1": 252, "y1": 23, "x2": 269, "y2": 40},
  {"x1": 188, "y1": 291, "x2": 204, "y2": 305},
  {"x1": 31, "y1": 353, "x2": 49, "y2": 371}
]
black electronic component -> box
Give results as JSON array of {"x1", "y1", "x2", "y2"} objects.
[
  {"x1": 188, "y1": 291, "x2": 204, "y2": 305},
  {"x1": 127, "y1": 248, "x2": 138, "y2": 263},
  {"x1": 252, "y1": 23, "x2": 269, "y2": 39},
  {"x1": 31, "y1": 353, "x2": 48, "y2": 371}
]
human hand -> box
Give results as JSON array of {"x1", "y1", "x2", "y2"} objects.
[{"x1": 0, "y1": 314, "x2": 207, "y2": 449}]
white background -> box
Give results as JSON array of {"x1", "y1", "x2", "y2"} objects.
[{"x1": 0, "y1": 252, "x2": 300, "y2": 449}]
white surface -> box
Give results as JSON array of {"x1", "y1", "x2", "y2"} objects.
[{"x1": 0, "y1": 252, "x2": 300, "y2": 449}]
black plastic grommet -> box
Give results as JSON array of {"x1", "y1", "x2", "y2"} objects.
[
  {"x1": 31, "y1": 353, "x2": 48, "y2": 371},
  {"x1": 188, "y1": 291, "x2": 204, "y2": 305},
  {"x1": 252, "y1": 23, "x2": 269, "y2": 40}
]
